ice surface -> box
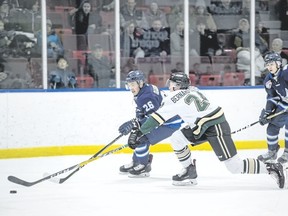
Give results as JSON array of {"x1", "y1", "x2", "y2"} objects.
[{"x1": 0, "y1": 149, "x2": 287, "y2": 216}]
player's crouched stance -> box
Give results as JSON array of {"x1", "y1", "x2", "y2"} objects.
[
  {"x1": 256, "y1": 52, "x2": 288, "y2": 184},
  {"x1": 118, "y1": 70, "x2": 197, "y2": 184},
  {"x1": 131, "y1": 73, "x2": 285, "y2": 189}
]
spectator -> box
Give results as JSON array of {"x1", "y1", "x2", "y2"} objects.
[
  {"x1": 276, "y1": 0, "x2": 288, "y2": 30},
  {"x1": 140, "y1": 18, "x2": 170, "y2": 57},
  {"x1": 190, "y1": 0, "x2": 217, "y2": 33},
  {"x1": 35, "y1": 19, "x2": 64, "y2": 59},
  {"x1": 144, "y1": 2, "x2": 168, "y2": 28},
  {"x1": 8, "y1": 0, "x2": 41, "y2": 33},
  {"x1": 120, "y1": 57, "x2": 138, "y2": 83},
  {"x1": 0, "y1": 19, "x2": 12, "y2": 57},
  {"x1": 48, "y1": 56, "x2": 77, "y2": 89},
  {"x1": 171, "y1": 61, "x2": 184, "y2": 73},
  {"x1": 208, "y1": 0, "x2": 242, "y2": 15},
  {"x1": 120, "y1": 0, "x2": 149, "y2": 30},
  {"x1": 170, "y1": 19, "x2": 184, "y2": 57},
  {"x1": 233, "y1": 18, "x2": 269, "y2": 55},
  {"x1": 236, "y1": 47, "x2": 265, "y2": 85},
  {"x1": 0, "y1": 1, "x2": 10, "y2": 25},
  {"x1": 167, "y1": 4, "x2": 183, "y2": 31},
  {"x1": 189, "y1": 62, "x2": 203, "y2": 84},
  {"x1": 70, "y1": 0, "x2": 104, "y2": 50},
  {"x1": 195, "y1": 19, "x2": 222, "y2": 58},
  {"x1": 87, "y1": 44, "x2": 112, "y2": 88},
  {"x1": 120, "y1": 20, "x2": 144, "y2": 59},
  {"x1": 270, "y1": 38, "x2": 288, "y2": 66}
]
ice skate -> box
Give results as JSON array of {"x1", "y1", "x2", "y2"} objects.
[
  {"x1": 128, "y1": 154, "x2": 153, "y2": 178},
  {"x1": 172, "y1": 159, "x2": 197, "y2": 186},
  {"x1": 277, "y1": 150, "x2": 288, "y2": 165},
  {"x1": 266, "y1": 162, "x2": 285, "y2": 189},
  {"x1": 119, "y1": 161, "x2": 135, "y2": 174},
  {"x1": 257, "y1": 145, "x2": 280, "y2": 163}
]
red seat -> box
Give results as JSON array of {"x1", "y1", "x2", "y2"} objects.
[
  {"x1": 148, "y1": 74, "x2": 171, "y2": 88},
  {"x1": 72, "y1": 50, "x2": 91, "y2": 64},
  {"x1": 223, "y1": 72, "x2": 245, "y2": 86},
  {"x1": 76, "y1": 75, "x2": 94, "y2": 88},
  {"x1": 199, "y1": 75, "x2": 222, "y2": 86}
]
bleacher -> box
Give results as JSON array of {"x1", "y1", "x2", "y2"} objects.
[{"x1": 1, "y1": 0, "x2": 286, "y2": 89}]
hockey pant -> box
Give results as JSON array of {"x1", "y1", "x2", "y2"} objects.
[
  {"x1": 266, "y1": 109, "x2": 288, "y2": 150},
  {"x1": 132, "y1": 123, "x2": 180, "y2": 165}
]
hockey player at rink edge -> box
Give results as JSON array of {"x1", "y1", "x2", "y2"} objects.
[
  {"x1": 126, "y1": 72, "x2": 286, "y2": 189},
  {"x1": 257, "y1": 52, "x2": 288, "y2": 168},
  {"x1": 118, "y1": 70, "x2": 200, "y2": 185}
]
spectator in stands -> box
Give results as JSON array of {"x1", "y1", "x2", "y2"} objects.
[
  {"x1": 0, "y1": 19, "x2": 12, "y2": 57},
  {"x1": 233, "y1": 18, "x2": 269, "y2": 55},
  {"x1": 167, "y1": 4, "x2": 183, "y2": 32},
  {"x1": 276, "y1": 0, "x2": 288, "y2": 30},
  {"x1": 120, "y1": 57, "x2": 138, "y2": 83},
  {"x1": 236, "y1": 47, "x2": 265, "y2": 85},
  {"x1": 70, "y1": 0, "x2": 104, "y2": 50},
  {"x1": 140, "y1": 18, "x2": 170, "y2": 57},
  {"x1": 120, "y1": 20, "x2": 144, "y2": 59},
  {"x1": 120, "y1": 0, "x2": 149, "y2": 30},
  {"x1": 171, "y1": 61, "x2": 184, "y2": 73},
  {"x1": 189, "y1": 0, "x2": 217, "y2": 33},
  {"x1": 48, "y1": 56, "x2": 77, "y2": 89},
  {"x1": 189, "y1": 62, "x2": 203, "y2": 84},
  {"x1": 170, "y1": 19, "x2": 184, "y2": 57},
  {"x1": 144, "y1": 2, "x2": 168, "y2": 28},
  {"x1": 0, "y1": 1, "x2": 10, "y2": 24},
  {"x1": 35, "y1": 19, "x2": 64, "y2": 59},
  {"x1": 87, "y1": 44, "x2": 112, "y2": 88},
  {"x1": 208, "y1": 0, "x2": 242, "y2": 15},
  {"x1": 271, "y1": 38, "x2": 288, "y2": 66},
  {"x1": 195, "y1": 19, "x2": 222, "y2": 59}
]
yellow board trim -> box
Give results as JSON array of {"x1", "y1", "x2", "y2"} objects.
[{"x1": 0, "y1": 140, "x2": 284, "y2": 159}]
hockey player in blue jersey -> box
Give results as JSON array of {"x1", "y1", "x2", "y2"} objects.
[
  {"x1": 118, "y1": 70, "x2": 197, "y2": 185},
  {"x1": 258, "y1": 51, "x2": 288, "y2": 165}
]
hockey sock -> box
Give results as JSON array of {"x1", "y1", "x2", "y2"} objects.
[{"x1": 174, "y1": 145, "x2": 192, "y2": 168}]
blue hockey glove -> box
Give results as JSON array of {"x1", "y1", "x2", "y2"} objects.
[
  {"x1": 128, "y1": 129, "x2": 146, "y2": 149},
  {"x1": 259, "y1": 109, "x2": 272, "y2": 126},
  {"x1": 118, "y1": 119, "x2": 140, "y2": 135}
]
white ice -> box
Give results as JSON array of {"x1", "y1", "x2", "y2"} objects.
[{"x1": 0, "y1": 149, "x2": 287, "y2": 216}]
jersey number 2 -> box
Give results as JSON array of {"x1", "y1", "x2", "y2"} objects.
[{"x1": 184, "y1": 92, "x2": 210, "y2": 111}]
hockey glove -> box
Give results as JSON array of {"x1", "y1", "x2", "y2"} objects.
[
  {"x1": 118, "y1": 119, "x2": 140, "y2": 135},
  {"x1": 259, "y1": 109, "x2": 272, "y2": 126},
  {"x1": 128, "y1": 129, "x2": 144, "y2": 149}
]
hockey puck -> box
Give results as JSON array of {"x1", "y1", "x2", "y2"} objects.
[{"x1": 10, "y1": 190, "x2": 17, "y2": 194}]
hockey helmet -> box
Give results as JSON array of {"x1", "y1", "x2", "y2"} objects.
[
  {"x1": 264, "y1": 51, "x2": 282, "y2": 67},
  {"x1": 168, "y1": 72, "x2": 190, "y2": 89},
  {"x1": 126, "y1": 70, "x2": 145, "y2": 83}
]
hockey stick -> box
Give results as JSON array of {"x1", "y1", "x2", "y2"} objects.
[
  {"x1": 231, "y1": 108, "x2": 288, "y2": 134},
  {"x1": 7, "y1": 134, "x2": 123, "y2": 187},
  {"x1": 47, "y1": 143, "x2": 129, "y2": 183}
]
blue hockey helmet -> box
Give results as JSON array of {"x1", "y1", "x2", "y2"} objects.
[
  {"x1": 264, "y1": 51, "x2": 282, "y2": 67},
  {"x1": 168, "y1": 72, "x2": 190, "y2": 89},
  {"x1": 126, "y1": 70, "x2": 146, "y2": 83}
]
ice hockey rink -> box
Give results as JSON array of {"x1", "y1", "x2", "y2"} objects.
[{"x1": 1, "y1": 148, "x2": 287, "y2": 216}]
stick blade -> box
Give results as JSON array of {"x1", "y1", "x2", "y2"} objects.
[
  {"x1": 7, "y1": 175, "x2": 34, "y2": 187},
  {"x1": 43, "y1": 173, "x2": 61, "y2": 184}
]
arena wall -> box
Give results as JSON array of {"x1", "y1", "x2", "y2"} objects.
[{"x1": 0, "y1": 87, "x2": 284, "y2": 158}]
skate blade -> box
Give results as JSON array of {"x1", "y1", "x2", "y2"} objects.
[
  {"x1": 172, "y1": 179, "x2": 198, "y2": 186},
  {"x1": 128, "y1": 172, "x2": 150, "y2": 178}
]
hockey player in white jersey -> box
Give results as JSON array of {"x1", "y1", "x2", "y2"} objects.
[{"x1": 128, "y1": 72, "x2": 285, "y2": 189}]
